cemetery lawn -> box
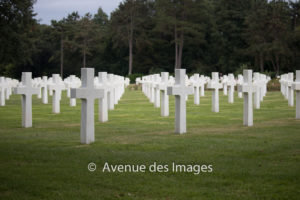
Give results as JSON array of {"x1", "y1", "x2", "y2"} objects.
[{"x1": 0, "y1": 88, "x2": 299, "y2": 200}]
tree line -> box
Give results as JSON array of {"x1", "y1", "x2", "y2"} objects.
[{"x1": 0, "y1": 0, "x2": 299, "y2": 80}]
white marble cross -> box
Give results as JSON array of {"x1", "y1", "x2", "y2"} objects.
[
  {"x1": 0, "y1": 77, "x2": 6, "y2": 106},
  {"x1": 71, "y1": 68, "x2": 104, "y2": 144},
  {"x1": 207, "y1": 72, "x2": 222, "y2": 112},
  {"x1": 14, "y1": 72, "x2": 39, "y2": 128},
  {"x1": 35, "y1": 77, "x2": 42, "y2": 99},
  {"x1": 292, "y1": 70, "x2": 300, "y2": 119},
  {"x1": 69, "y1": 75, "x2": 77, "y2": 107},
  {"x1": 98, "y1": 72, "x2": 111, "y2": 122},
  {"x1": 238, "y1": 70, "x2": 257, "y2": 126},
  {"x1": 227, "y1": 74, "x2": 236, "y2": 103},
  {"x1": 107, "y1": 74, "x2": 115, "y2": 110},
  {"x1": 143, "y1": 76, "x2": 150, "y2": 100},
  {"x1": 150, "y1": 75, "x2": 155, "y2": 104},
  {"x1": 154, "y1": 74, "x2": 160, "y2": 108},
  {"x1": 48, "y1": 77, "x2": 53, "y2": 96},
  {"x1": 199, "y1": 75, "x2": 206, "y2": 97},
  {"x1": 48, "y1": 74, "x2": 65, "y2": 113},
  {"x1": 192, "y1": 74, "x2": 201, "y2": 105},
  {"x1": 237, "y1": 74, "x2": 243, "y2": 98},
  {"x1": 287, "y1": 73, "x2": 294, "y2": 107},
  {"x1": 4, "y1": 78, "x2": 12, "y2": 100},
  {"x1": 280, "y1": 74, "x2": 289, "y2": 100},
  {"x1": 157, "y1": 72, "x2": 169, "y2": 116},
  {"x1": 222, "y1": 75, "x2": 228, "y2": 95},
  {"x1": 167, "y1": 69, "x2": 193, "y2": 134},
  {"x1": 253, "y1": 73, "x2": 261, "y2": 109},
  {"x1": 113, "y1": 75, "x2": 119, "y2": 105},
  {"x1": 40, "y1": 76, "x2": 48, "y2": 104}
]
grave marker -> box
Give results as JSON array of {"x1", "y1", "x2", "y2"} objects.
[
  {"x1": 14, "y1": 72, "x2": 39, "y2": 127},
  {"x1": 0, "y1": 77, "x2": 6, "y2": 106},
  {"x1": 71, "y1": 68, "x2": 104, "y2": 144},
  {"x1": 157, "y1": 72, "x2": 169, "y2": 117},
  {"x1": 167, "y1": 69, "x2": 193, "y2": 134},
  {"x1": 292, "y1": 70, "x2": 300, "y2": 119},
  {"x1": 238, "y1": 70, "x2": 257, "y2": 126},
  {"x1": 227, "y1": 74, "x2": 236, "y2": 103},
  {"x1": 98, "y1": 72, "x2": 111, "y2": 122},
  {"x1": 207, "y1": 72, "x2": 222, "y2": 112},
  {"x1": 48, "y1": 74, "x2": 65, "y2": 113},
  {"x1": 288, "y1": 73, "x2": 294, "y2": 107}
]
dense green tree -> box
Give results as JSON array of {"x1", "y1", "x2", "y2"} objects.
[
  {"x1": 0, "y1": 0, "x2": 36, "y2": 76},
  {"x1": 51, "y1": 19, "x2": 66, "y2": 77},
  {"x1": 110, "y1": 0, "x2": 150, "y2": 75},
  {"x1": 155, "y1": 0, "x2": 205, "y2": 69},
  {"x1": 1, "y1": 0, "x2": 299, "y2": 79},
  {"x1": 289, "y1": 0, "x2": 300, "y2": 71},
  {"x1": 266, "y1": 0, "x2": 291, "y2": 75},
  {"x1": 213, "y1": 0, "x2": 253, "y2": 73},
  {"x1": 245, "y1": 0, "x2": 269, "y2": 72}
]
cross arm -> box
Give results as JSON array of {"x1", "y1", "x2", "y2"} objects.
[
  {"x1": 71, "y1": 88, "x2": 104, "y2": 100},
  {"x1": 167, "y1": 85, "x2": 193, "y2": 96},
  {"x1": 292, "y1": 82, "x2": 300, "y2": 90},
  {"x1": 14, "y1": 86, "x2": 39, "y2": 95}
]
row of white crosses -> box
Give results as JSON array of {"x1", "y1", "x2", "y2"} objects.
[
  {"x1": 23, "y1": 74, "x2": 80, "y2": 111},
  {"x1": 71, "y1": 69, "x2": 126, "y2": 144},
  {"x1": 140, "y1": 73, "x2": 209, "y2": 108},
  {"x1": 279, "y1": 71, "x2": 300, "y2": 119},
  {"x1": 138, "y1": 69, "x2": 273, "y2": 134},
  {"x1": 12, "y1": 73, "x2": 66, "y2": 127},
  {"x1": 190, "y1": 74, "x2": 206, "y2": 105},
  {"x1": 140, "y1": 73, "x2": 175, "y2": 116},
  {"x1": 280, "y1": 72, "x2": 295, "y2": 107},
  {"x1": 139, "y1": 70, "x2": 207, "y2": 133},
  {"x1": 253, "y1": 72, "x2": 269, "y2": 109},
  {"x1": 240, "y1": 70, "x2": 272, "y2": 125},
  {"x1": 0, "y1": 77, "x2": 19, "y2": 106},
  {"x1": 168, "y1": 70, "x2": 262, "y2": 131},
  {"x1": 94, "y1": 72, "x2": 126, "y2": 121},
  {"x1": 11, "y1": 69, "x2": 126, "y2": 144}
]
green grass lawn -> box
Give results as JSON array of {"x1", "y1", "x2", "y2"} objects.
[{"x1": 0, "y1": 88, "x2": 299, "y2": 200}]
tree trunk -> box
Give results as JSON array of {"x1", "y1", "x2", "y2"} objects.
[
  {"x1": 129, "y1": 37, "x2": 133, "y2": 75},
  {"x1": 60, "y1": 34, "x2": 64, "y2": 78},
  {"x1": 83, "y1": 39, "x2": 86, "y2": 68},
  {"x1": 270, "y1": 56, "x2": 277, "y2": 74},
  {"x1": 255, "y1": 54, "x2": 258, "y2": 70},
  {"x1": 128, "y1": 10, "x2": 134, "y2": 75},
  {"x1": 177, "y1": 31, "x2": 184, "y2": 69},
  {"x1": 275, "y1": 53, "x2": 280, "y2": 76},
  {"x1": 174, "y1": 25, "x2": 178, "y2": 69},
  {"x1": 259, "y1": 52, "x2": 264, "y2": 72}
]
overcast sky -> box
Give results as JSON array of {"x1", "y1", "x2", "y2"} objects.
[{"x1": 34, "y1": 0, "x2": 123, "y2": 24}]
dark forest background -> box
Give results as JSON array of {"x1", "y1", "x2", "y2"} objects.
[{"x1": 0, "y1": 0, "x2": 300, "y2": 80}]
